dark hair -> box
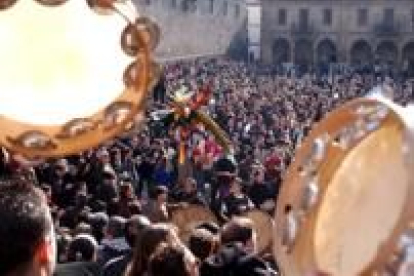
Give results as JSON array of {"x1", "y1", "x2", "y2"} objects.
[
  {"x1": 128, "y1": 223, "x2": 177, "y2": 276},
  {"x1": 120, "y1": 182, "x2": 134, "y2": 200},
  {"x1": 148, "y1": 243, "x2": 191, "y2": 276},
  {"x1": 149, "y1": 186, "x2": 168, "y2": 200},
  {"x1": 125, "y1": 215, "x2": 151, "y2": 247},
  {"x1": 67, "y1": 234, "x2": 97, "y2": 262},
  {"x1": 196, "y1": 221, "x2": 220, "y2": 235},
  {"x1": 220, "y1": 217, "x2": 254, "y2": 246},
  {"x1": 88, "y1": 212, "x2": 109, "y2": 244},
  {"x1": 128, "y1": 200, "x2": 142, "y2": 216},
  {"x1": 189, "y1": 228, "x2": 217, "y2": 261},
  {"x1": 56, "y1": 233, "x2": 72, "y2": 263},
  {"x1": 0, "y1": 179, "x2": 52, "y2": 275}
]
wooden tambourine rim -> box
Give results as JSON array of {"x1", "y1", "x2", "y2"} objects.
[
  {"x1": 273, "y1": 96, "x2": 414, "y2": 275},
  {"x1": 244, "y1": 209, "x2": 275, "y2": 255},
  {"x1": 0, "y1": 0, "x2": 156, "y2": 158}
]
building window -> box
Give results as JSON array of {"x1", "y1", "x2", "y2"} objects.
[
  {"x1": 234, "y1": 4, "x2": 240, "y2": 18},
  {"x1": 209, "y1": 0, "x2": 214, "y2": 14},
  {"x1": 299, "y1": 8, "x2": 309, "y2": 29},
  {"x1": 278, "y1": 9, "x2": 287, "y2": 26},
  {"x1": 384, "y1": 8, "x2": 394, "y2": 26},
  {"x1": 358, "y1": 8, "x2": 368, "y2": 26},
  {"x1": 181, "y1": 0, "x2": 189, "y2": 12},
  {"x1": 171, "y1": 0, "x2": 176, "y2": 8},
  {"x1": 323, "y1": 8, "x2": 332, "y2": 26},
  {"x1": 144, "y1": 0, "x2": 150, "y2": 5},
  {"x1": 223, "y1": 1, "x2": 228, "y2": 16}
]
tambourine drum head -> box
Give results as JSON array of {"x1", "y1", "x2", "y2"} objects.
[
  {"x1": 315, "y1": 120, "x2": 408, "y2": 276},
  {"x1": 273, "y1": 97, "x2": 414, "y2": 276},
  {"x1": 0, "y1": 0, "x2": 153, "y2": 157},
  {"x1": 171, "y1": 205, "x2": 218, "y2": 244},
  {"x1": 245, "y1": 210, "x2": 274, "y2": 254}
]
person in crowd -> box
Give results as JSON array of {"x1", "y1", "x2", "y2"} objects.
[
  {"x1": 126, "y1": 223, "x2": 180, "y2": 276},
  {"x1": 210, "y1": 156, "x2": 238, "y2": 221},
  {"x1": 98, "y1": 216, "x2": 129, "y2": 265},
  {"x1": 56, "y1": 231, "x2": 73, "y2": 264},
  {"x1": 248, "y1": 166, "x2": 277, "y2": 213},
  {"x1": 220, "y1": 177, "x2": 254, "y2": 218},
  {"x1": 0, "y1": 178, "x2": 56, "y2": 276},
  {"x1": 171, "y1": 177, "x2": 207, "y2": 206},
  {"x1": 59, "y1": 192, "x2": 90, "y2": 230},
  {"x1": 142, "y1": 186, "x2": 170, "y2": 223},
  {"x1": 189, "y1": 228, "x2": 218, "y2": 262},
  {"x1": 88, "y1": 212, "x2": 109, "y2": 244},
  {"x1": 118, "y1": 181, "x2": 140, "y2": 218},
  {"x1": 200, "y1": 217, "x2": 276, "y2": 276},
  {"x1": 95, "y1": 169, "x2": 119, "y2": 205},
  {"x1": 54, "y1": 234, "x2": 100, "y2": 276},
  {"x1": 102, "y1": 215, "x2": 151, "y2": 276},
  {"x1": 148, "y1": 242, "x2": 200, "y2": 276}
]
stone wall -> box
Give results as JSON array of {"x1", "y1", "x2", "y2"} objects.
[{"x1": 133, "y1": 0, "x2": 247, "y2": 60}]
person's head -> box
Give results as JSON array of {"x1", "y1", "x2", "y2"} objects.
[
  {"x1": 0, "y1": 179, "x2": 56, "y2": 276},
  {"x1": 40, "y1": 184, "x2": 52, "y2": 205},
  {"x1": 120, "y1": 181, "x2": 134, "y2": 200},
  {"x1": 195, "y1": 222, "x2": 220, "y2": 235},
  {"x1": 148, "y1": 242, "x2": 199, "y2": 276},
  {"x1": 150, "y1": 186, "x2": 168, "y2": 204},
  {"x1": 102, "y1": 169, "x2": 117, "y2": 185},
  {"x1": 55, "y1": 159, "x2": 68, "y2": 177},
  {"x1": 129, "y1": 223, "x2": 179, "y2": 276},
  {"x1": 74, "y1": 222, "x2": 92, "y2": 236},
  {"x1": 67, "y1": 234, "x2": 98, "y2": 263},
  {"x1": 56, "y1": 232, "x2": 72, "y2": 263},
  {"x1": 229, "y1": 177, "x2": 243, "y2": 195},
  {"x1": 189, "y1": 228, "x2": 218, "y2": 261},
  {"x1": 97, "y1": 149, "x2": 110, "y2": 164},
  {"x1": 125, "y1": 215, "x2": 151, "y2": 248},
  {"x1": 105, "y1": 216, "x2": 126, "y2": 239},
  {"x1": 253, "y1": 167, "x2": 265, "y2": 183},
  {"x1": 220, "y1": 217, "x2": 257, "y2": 254},
  {"x1": 184, "y1": 177, "x2": 197, "y2": 194},
  {"x1": 88, "y1": 212, "x2": 109, "y2": 243},
  {"x1": 75, "y1": 192, "x2": 88, "y2": 209},
  {"x1": 128, "y1": 200, "x2": 142, "y2": 216}
]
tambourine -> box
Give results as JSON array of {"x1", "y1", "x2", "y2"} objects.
[
  {"x1": 273, "y1": 92, "x2": 414, "y2": 275},
  {"x1": 0, "y1": 0, "x2": 160, "y2": 157},
  {"x1": 244, "y1": 209, "x2": 274, "y2": 255},
  {"x1": 171, "y1": 205, "x2": 218, "y2": 244}
]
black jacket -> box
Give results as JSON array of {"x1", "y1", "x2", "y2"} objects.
[
  {"x1": 54, "y1": 262, "x2": 101, "y2": 276},
  {"x1": 200, "y1": 243, "x2": 276, "y2": 276}
]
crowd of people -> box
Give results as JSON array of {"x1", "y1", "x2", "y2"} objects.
[{"x1": 0, "y1": 57, "x2": 413, "y2": 276}]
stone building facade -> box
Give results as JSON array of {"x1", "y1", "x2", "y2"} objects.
[
  {"x1": 260, "y1": 0, "x2": 414, "y2": 73},
  {"x1": 133, "y1": 0, "x2": 247, "y2": 60}
]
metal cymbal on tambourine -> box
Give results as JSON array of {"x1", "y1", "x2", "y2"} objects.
[
  {"x1": 0, "y1": 0, "x2": 160, "y2": 158},
  {"x1": 273, "y1": 91, "x2": 414, "y2": 276}
]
